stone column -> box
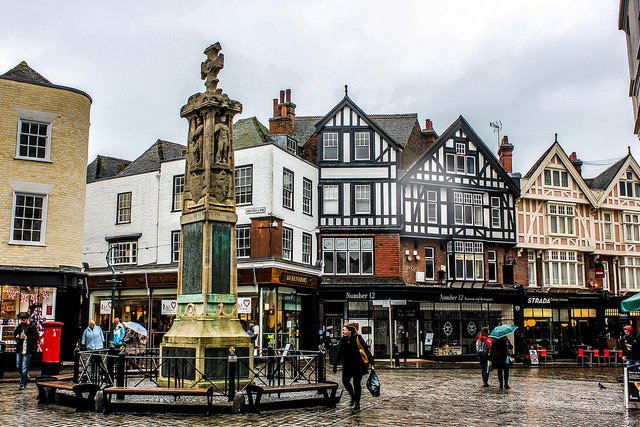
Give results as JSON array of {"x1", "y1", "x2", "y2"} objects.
[{"x1": 161, "y1": 42, "x2": 251, "y2": 386}]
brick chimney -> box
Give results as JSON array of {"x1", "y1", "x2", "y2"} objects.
[
  {"x1": 269, "y1": 88, "x2": 296, "y2": 135},
  {"x1": 498, "y1": 135, "x2": 514, "y2": 173},
  {"x1": 569, "y1": 152, "x2": 583, "y2": 175}
]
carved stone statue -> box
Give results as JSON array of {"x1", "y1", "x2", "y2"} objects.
[
  {"x1": 189, "y1": 113, "x2": 204, "y2": 170},
  {"x1": 211, "y1": 169, "x2": 232, "y2": 204},
  {"x1": 213, "y1": 114, "x2": 230, "y2": 165},
  {"x1": 201, "y1": 42, "x2": 224, "y2": 92}
]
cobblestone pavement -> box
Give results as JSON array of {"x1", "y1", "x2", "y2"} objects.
[{"x1": 0, "y1": 365, "x2": 638, "y2": 426}]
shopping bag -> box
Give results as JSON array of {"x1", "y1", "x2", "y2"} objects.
[
  {"x1": 487, "y1": 360, "x2": 493, "y2": 373},
  {"x1": 366, "y1": 368, "x2": 380, "y2": 397}
]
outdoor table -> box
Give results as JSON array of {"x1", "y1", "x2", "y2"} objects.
[{"x1": 583, "y1": 349, "x2": 594, "y2": 366}]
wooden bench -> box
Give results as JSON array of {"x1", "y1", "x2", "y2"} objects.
[
  {"x1": 245, "y1": 381, "x2": 339, "y2": 413},
  {"x1": 36, "y1": 380, "x2": 99, "y2": 411},
  {"x1": 102, "y1": 386, "x2": 215, "y2": 415}
]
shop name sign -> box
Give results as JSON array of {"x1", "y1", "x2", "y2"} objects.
[
  {"x1": 439, "y1": 294, "x2": 493, "y2": 302},
  {"x1": 237, "y1": 297, "x2": 252, "y2": 314},
  {"x1": 279, "y1": 273, "x2": 312, "y2": 286},
  {"x1": 346, "y1": 292, "x2": 377, "y2": 300},
  {"x1": 527, "y1": 297, "x2": 570, "y2": 304},
  {"x1": 245, "y1": 207, "x2": 266, "y2": 215}
]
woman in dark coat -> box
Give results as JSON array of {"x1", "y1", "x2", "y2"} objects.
[
  {"x1": 490, "y1": 336, "x2": 513, "y2": 389},
  {"x1": 332, "y1": 322, "x2": 374, "y2": 410}
]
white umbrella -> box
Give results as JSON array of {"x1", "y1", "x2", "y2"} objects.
[{"x1": 124, "y1": 321, "x2": 148, "y2": 337}]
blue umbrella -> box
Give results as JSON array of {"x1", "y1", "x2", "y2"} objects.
[{"x1": 489, "y1": 324, "x2": 518, "y2": 339}]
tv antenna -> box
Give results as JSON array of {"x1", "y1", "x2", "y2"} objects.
[{"x1": 490, "y1": 120, "x2": 502, "y2": 149}]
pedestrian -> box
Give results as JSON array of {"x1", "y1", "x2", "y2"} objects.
[
  {"x1": 81, "y1": 320, "x2": 105, "y2": 350},
  {"x1": 112, "y1": 317, "x2": 125, "y2": 348},
  {"x1": 476, "y1": 327, "x2": 492, "y2": 387},
  {"x1": 332, "y1": 322, "x2": 374, "y2": 410},
  {"x1": 490, "y1": 336, "x2": 513, "y2": 389},
  {"x1": 621, "y1": 325, "x2": 640, "y2": 367},
  {"x1": 14, "y1": 312, "x2": 38, "y2": 390},
  {"x1": 123, "y1": 323, "x2": 148, "y2": 355}
]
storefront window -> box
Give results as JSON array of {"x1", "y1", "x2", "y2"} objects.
[{"x1": 0, "y1": 285, "x2": 56, "y2": 352}]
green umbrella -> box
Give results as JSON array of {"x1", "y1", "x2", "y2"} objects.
[
  {"x1": 621, "y1": 293, "x2": 640, "y2": 312},
  {"x1": 489, "y1": 324, "x2": 518, "y2": 339}
]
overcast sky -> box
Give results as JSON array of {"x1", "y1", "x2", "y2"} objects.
[{"x1": 1, "y1": 1, "x2": 636, "y2": 177}]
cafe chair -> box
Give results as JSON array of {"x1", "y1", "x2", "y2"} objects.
[
  {"x1": 593, "y1": 349, "x2": 604, "y2": 366},
  {"x1": 603, "y1": 349, "x2": 617, "y2": 366},
  {"x1": 540, "y1": 348, "x2": 553, "y2": 365},
  {"x1": 576, "y1": 348, "x2": 588, "y2": 366}
]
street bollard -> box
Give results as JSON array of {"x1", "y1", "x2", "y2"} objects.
[
  {"x1": 116, "y1": 350, "x2": 125, "y2": 400},
  {"x1": 73, "y1": 347, "x2": 80, "y2": 383},
  {"x1": 228, "y1": 347, "x2": 237, "y2": 402},
  {"x1": 317, "y1": 345, "x2": 326, "y2": 383}
]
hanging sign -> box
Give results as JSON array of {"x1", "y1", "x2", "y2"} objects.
[
  {"x1": 595, "y1": 262, "x2": 605, "y2": 279},
  {"x1": 237, "y1": 297, "x2": 252, "y2": 314},
  {"x1": 161, "y1": 299, "x2": 177, "y2": 315},
  {"x1": 100, "y1": 300, "x2": 112, "y2": 315}
]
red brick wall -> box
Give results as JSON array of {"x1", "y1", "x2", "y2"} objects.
[
  {"x1": 269, "y1": 116, "x2": 294, "y2": 135},
  {"x1": 374, "y1": 233, "x2": 402, "y2": 277},
  {"x1": 302, "y1": 133, "x2": 318, "y2": 165}
]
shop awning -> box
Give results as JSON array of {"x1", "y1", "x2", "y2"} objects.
[{"x1": 621, "y1": 292, "x2": 640, "y2": 312}]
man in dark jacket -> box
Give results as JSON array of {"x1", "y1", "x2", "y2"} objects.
[
  {"x1": 14, "y1": 312, "x2": 39, "y2": 390},
  {"x1": 621, "y1": 325, "x2": 640, "y2": 367}
]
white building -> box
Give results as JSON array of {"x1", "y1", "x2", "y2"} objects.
[{"x1": 84, "y1": 117, "x2": 320, "y2": 349}]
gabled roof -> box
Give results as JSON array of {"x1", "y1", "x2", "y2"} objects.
[
  {"x1": 401, "y1": 115, "x2": 520, "y2": 196},
  {"x1": 589, "y1": 155, "x2": 628, "y2": 190},
  {"x1": 314, "y1": 95, "x2": 405, "y2": 150},
  {"x1": 1, "y1": 61, "x2": 91, "y2": 101},
  {"x1": 86, "y1": 155, "x2": 131, "y2": 183},
  {"x1": 117, "y1": 139, "x2": 186, "y2": 177},
  {"x1": 369, "y1": 114, "x2": 419, "y2": 148},
  {"x1": 234, "y1": 117, "x2": 272, "y2": 148},
  {"x1": 520, "y1": 140, "x2": 598, "y2": 205}
]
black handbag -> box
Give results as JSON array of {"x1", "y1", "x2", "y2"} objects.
[{"x1": 366, "y1": 368, "x2": 380, "y2": 397}]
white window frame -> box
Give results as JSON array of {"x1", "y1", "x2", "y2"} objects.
[
  {"x1": 619, "y1": 257, "x2": 640, "y2": 290},
  {"x1": 302, "y1": 233, "x2": 312, "y2": 264},
  {"x1": 491, "y1": 197, "x2": 501, "y2": 228},
  {"x1": 354, "y1": 184, "x2": 371, "y2": 214},
  {"x1": 528, "y1": 251, "x2": 537, "y2": 286},
  {"x1": 322, "y1": 237, "x2": 373, "y2": 276},
  {"x1": 427, "y1": 191, "x2": 437, "y2": 223},
  {"x1": 448, "y1": 240, "x2": 484, "y2": 281},
  {"x1": 542, "y1": 250, "x2": 584, "y2": 286},
  {"x1": 303, "y1": 178, "x2": 312, "y2": 216},
  {"x1": 625, "y1": 213, "x2": 640, "y2": 242},
  {"x1": 10, "y1": 192, "x2": 48, "y2": 245},
  {"x1": 235, "y1": 165, "x2": 253, "y2": 206},
  {"x1": 171, "y1": 230, "x2": 180, "y2": 263},
  {"x1": 282, "y1": 227, "x2": 293, "y2": 260},
  {"x1": 283, "y1": 169, "x2": 294, "y2": 210},
  {"x1": 425, "y1": 247, "x2": 435, "y2": 280},
  {"x1": 16, "y1": 118, "x2": 52, "y2": 162},
  {"x1": 548, "y1": 204, "x2": 575, "y2": 236},
  {"x1": 488, "y1": 251, "x2": 497, "y2": 282},
  {"x1": 236, "y1": 225, "x2": 251, "y2": 258},
  {"x1": 354, "y1": 131, "x2": 371, "y2": 160},
  {"x1": 323, "y1": 132, "x2": 339, "y2": 161},
  {"x1": 117, "y1": 192, "x2": 132, "y2": 224},
  {"x1": 172, "y1": 175, "x2": 184, "y2": 211},
  {"x1": 108, "y1": 240, "x2": 138, "y2": 265},
  {"x1": 603, "y1": 211, "x2": 613, "y2": 241},
  {"x1": 322, "y1": 185, "x2": 339, "y2": 215}
]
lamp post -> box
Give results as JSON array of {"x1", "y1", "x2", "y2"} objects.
[{"x1": 105, "y1": 247, "x2": 122, "y2": 346}]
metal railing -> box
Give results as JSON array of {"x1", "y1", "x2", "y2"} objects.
[{"x1": 73, "y1": 346, "x2": 327, "y2": 401}]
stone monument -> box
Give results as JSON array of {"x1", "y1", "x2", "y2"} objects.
[{"x1": 160, "y1": 42, "x2": 251, "y2": 385}]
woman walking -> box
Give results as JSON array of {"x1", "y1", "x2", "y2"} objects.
[
  {"x1": 332, "y1": 322, "x2": 374, "y2": 410},
  {"x1": 490, "y1": 336, "x2": 513, "y2": 389},
  {"x1": 476, "y1": 327, "x2": 491, "y2": 387}
]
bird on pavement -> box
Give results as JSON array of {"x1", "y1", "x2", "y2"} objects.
[{"x1": 598, "y1": 382, "x2": 607, "y2": 390}]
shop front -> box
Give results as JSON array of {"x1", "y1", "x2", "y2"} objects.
[
  {"x1": 522, "y1": 291, "x2": 616, "y2": 357},
  {"x1": 320, "y1": 286, "x2": 519, "y2": 360},
  {"x1": 0, "y1": 268, "x2": 84, "y2": 361}
]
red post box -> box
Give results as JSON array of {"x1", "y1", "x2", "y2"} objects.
[{"x1": 41, "y1": 321, "x2": 63, "y2": 375}]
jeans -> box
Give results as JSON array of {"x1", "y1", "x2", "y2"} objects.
[
  {"x1": 479, "y1": 355, "x2": 490, "y2": 384},
  {"x1": 342, "y1": 372, "x2": 364, "y2": 404},
  {"x1": 497, "y1": 365, "x2": 510, "y2": 388},
  {"x1": 16, "y1": 353, "x2": 32, "y2": 388}
]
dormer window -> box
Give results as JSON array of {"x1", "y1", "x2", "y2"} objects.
[
  {"x1": 620, "y1": 171, "x2": 640, "y2": 197},
  {"x1": 322, "y1": 132, "x2": 339, "y2": 160}
]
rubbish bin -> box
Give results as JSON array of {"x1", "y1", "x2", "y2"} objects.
[
  {"x1": 41, "y1": 321, "x2": 64, "y2": 376},
  {"x1": 328, "y1": 340, "x2": 340, "y2": 365}
]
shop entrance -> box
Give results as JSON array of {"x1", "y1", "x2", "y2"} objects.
[{"x1": 394, "y1": 304, "x2": 419, "y2": 358}]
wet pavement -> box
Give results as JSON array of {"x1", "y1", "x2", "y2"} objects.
[{"x1": 0, "y1": 365, "x2": 638, "y2": 426}]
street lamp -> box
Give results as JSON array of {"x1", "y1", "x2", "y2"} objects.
[{"x1": 105, "y1": 246, "x2": 122, "y2": 346}]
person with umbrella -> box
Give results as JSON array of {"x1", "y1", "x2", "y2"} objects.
[
  {"x1": 476, "y1": 327, "x2": 492, "y2": 387},
  {"x1": 123, "y1": 321, "x2": 148, "y2": 355},
  {"x1": 489, "y1": 324, "x2": 517, "y2": 390}
]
